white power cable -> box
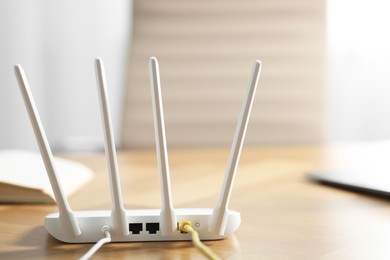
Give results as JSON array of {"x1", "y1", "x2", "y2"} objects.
[{"x1": 80, "y1": 226, "x2": 111, "y2": 260}]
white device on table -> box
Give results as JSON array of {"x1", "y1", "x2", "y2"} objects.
[{"x1": 14, "y1": 57, "x2": 261, "y2": 243}]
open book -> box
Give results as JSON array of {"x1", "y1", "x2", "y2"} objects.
[{"x1": 0, "y1": 150, "x2": 94, "y2": 203}]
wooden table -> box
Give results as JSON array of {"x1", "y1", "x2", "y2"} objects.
[{"x1": 1, "y1": 145, "x2": 390, "y2": 259}]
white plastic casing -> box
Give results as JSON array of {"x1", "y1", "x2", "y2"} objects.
[{"x1": 45, "y1": 209, "x2": 240, "y2": 243}]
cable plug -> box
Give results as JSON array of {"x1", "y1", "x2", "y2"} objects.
[
  {"x1": 177, "y1": 221, "x2": 192, "y2": 233},
  {"x1": 100, "y1": 225, "x2": 111, "y2": 234}
]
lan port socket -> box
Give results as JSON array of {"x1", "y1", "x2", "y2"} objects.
[
  {"x1": 129, "y1": 223, "x2": 143, "y2": 234},
  {"x1": 146, "y1": 223, "x2": 160, "y2": 234}
]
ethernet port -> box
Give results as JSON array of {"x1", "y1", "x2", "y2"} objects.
[
  {"x1": 146, "y1": 222, "x2": 160, "y2": 234},
  {"x1": 129, "y1": 223, "x2": 143, "y2": 234}
]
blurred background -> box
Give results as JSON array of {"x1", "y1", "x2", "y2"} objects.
[
  {"x1": 0, "y1": 0, "x2": 389, "y2": 152},
  {"x1": 0, "y1": 0, "x2": 131, "y2": 152}
]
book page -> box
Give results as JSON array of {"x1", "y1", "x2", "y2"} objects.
[{"x1": 0, "y1": 150, "x2": 94, "y2": 203}]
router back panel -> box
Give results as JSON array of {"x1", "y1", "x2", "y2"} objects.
[{"x1": 45, "y1": 209, "x2": 241, "y2": 243}]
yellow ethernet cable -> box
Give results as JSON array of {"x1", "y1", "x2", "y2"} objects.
[{"x1": 178, "y1": 221, "x2": 221, "y2": 260}]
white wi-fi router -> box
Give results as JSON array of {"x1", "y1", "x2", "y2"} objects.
[{"x1": 14, "y1": 57, "x2": 261, "y2": 243}]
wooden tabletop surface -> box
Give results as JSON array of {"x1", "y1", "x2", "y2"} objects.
[{"x1": 1, "y1": 145, "x2": 390, "y2": 259}]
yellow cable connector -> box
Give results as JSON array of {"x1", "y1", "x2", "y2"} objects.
[
  {"x1": 177, "y1": 221, "x2": 221, "y2": 260},
  {"x1": 177, "y1": 221, "x2": 192, "y2": 232}
]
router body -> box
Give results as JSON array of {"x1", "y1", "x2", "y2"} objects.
[
  {"x1": 45, "y1": 209, "x2": 240, "y2": 243},
  {"x1": 14, "y1": 57, "x2": 261, "y2": 243}
]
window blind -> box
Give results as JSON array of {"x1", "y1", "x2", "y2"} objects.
[{"x1": 122, "y1": 0, "x2": 325, "y2": 148}]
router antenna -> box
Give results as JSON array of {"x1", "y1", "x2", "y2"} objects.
[
  {"x1": 95, "y1": 58, "x2": 128, "y2": 236},
  {"x1": 209, "y1": 60, "x2": 262, "y2": 235},
  {"x1": 149, "y1": 57, "x2": 177, "y2": 235},
  {"x1": 14, "y1": 65, "x2": 81, "y2": 237}
]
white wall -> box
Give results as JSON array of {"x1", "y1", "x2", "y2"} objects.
[
  {"x1": 0, "y1": 0, "x2": 132, "y2": 152},
  {"x1": 327, "y1": 0, "x2": 390, "y2": 141}
]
